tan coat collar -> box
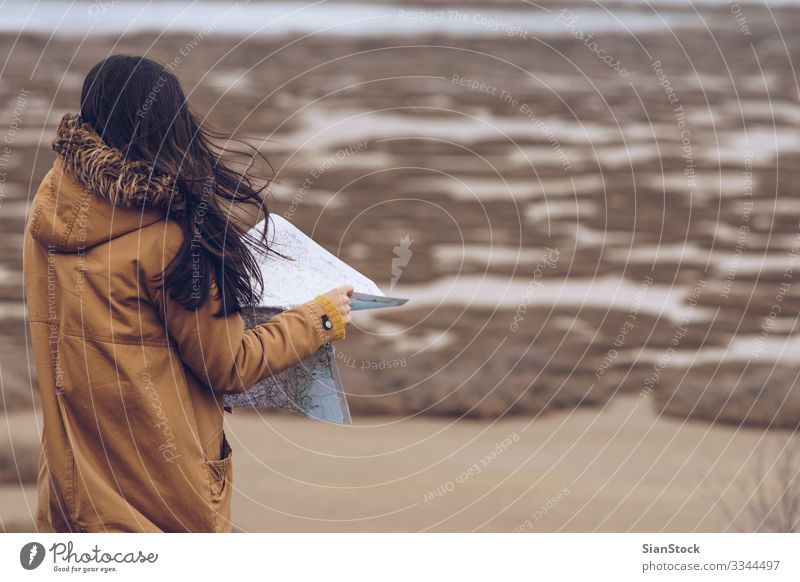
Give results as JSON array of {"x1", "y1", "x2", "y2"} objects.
[
  {"x1": 30, "y1": 113, "x2": 182, "y2": 253},
  {"x1": 51, "y1": 113, "x2": 185, "y2": 216}
]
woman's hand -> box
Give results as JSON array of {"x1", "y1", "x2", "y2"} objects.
[{"x1": 321, "y1": 285, "x2": 353, "y2": 324}]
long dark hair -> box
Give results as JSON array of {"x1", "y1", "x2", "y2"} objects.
[{"x1": 79, "y1": 55, "x2": 270, "y2": 316}]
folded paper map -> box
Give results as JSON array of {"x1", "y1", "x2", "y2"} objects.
[{"x1": 223, "y1": 214, "x2": 407, "y2": 423}]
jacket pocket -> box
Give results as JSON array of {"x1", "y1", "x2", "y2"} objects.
[{"x1": 204, "y1": 434, "x2": 233, "y2": 531}]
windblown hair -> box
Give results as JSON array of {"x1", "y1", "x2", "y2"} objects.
[{"x1": 74, "y1": 54, "x2": 271, "y2": 316}]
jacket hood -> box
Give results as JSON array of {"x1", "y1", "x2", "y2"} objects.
[{"x1": 30, "y1": 113, "x2": 185, "y2": 252}]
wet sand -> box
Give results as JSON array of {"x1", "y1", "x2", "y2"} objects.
[{"x1": 1, "y1": 6, "x2": 799, "y2": 424}]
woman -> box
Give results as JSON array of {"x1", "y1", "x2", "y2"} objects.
[{"x1": 23, "y1": 55, "x2": 352, "y2": 532}]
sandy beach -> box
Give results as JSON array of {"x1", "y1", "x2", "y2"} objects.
[
  {"x1": 1, "y1": 0, "x2": 800, "y2": 532},
  {"x1": 2, "y1": 396, "x2": 793, "y2": 532}
]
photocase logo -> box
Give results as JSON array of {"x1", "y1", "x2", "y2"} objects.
[
  {"x1": 20, "y1": 542, "x2": 46, "y2": 570},
  {"x1": 390, "y1": 234, "x2": 413, "y2": 292}
]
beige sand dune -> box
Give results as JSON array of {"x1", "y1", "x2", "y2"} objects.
[
  {"x1": 0, "y1": 396, "x2": 791, "y2": 532},
  {"x1": 225, "y1": 396, "x2": 788, "y2": 532}
]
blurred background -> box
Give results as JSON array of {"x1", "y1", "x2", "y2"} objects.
[{"x1": 2, "y1": 0, "x2": 800, "y2": 532}]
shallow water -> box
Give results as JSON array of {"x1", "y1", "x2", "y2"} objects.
[{"x1": 1, "y1": 1, "x2": 707, "y2": 36}]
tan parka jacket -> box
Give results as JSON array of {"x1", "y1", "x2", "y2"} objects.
[{"x1": 23, "y1": 114, "x2": 346, "y2": 532}]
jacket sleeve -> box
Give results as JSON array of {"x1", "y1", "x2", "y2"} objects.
[{"x1": 154, "y1": 284, "x2": 346, "y2": 394}]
